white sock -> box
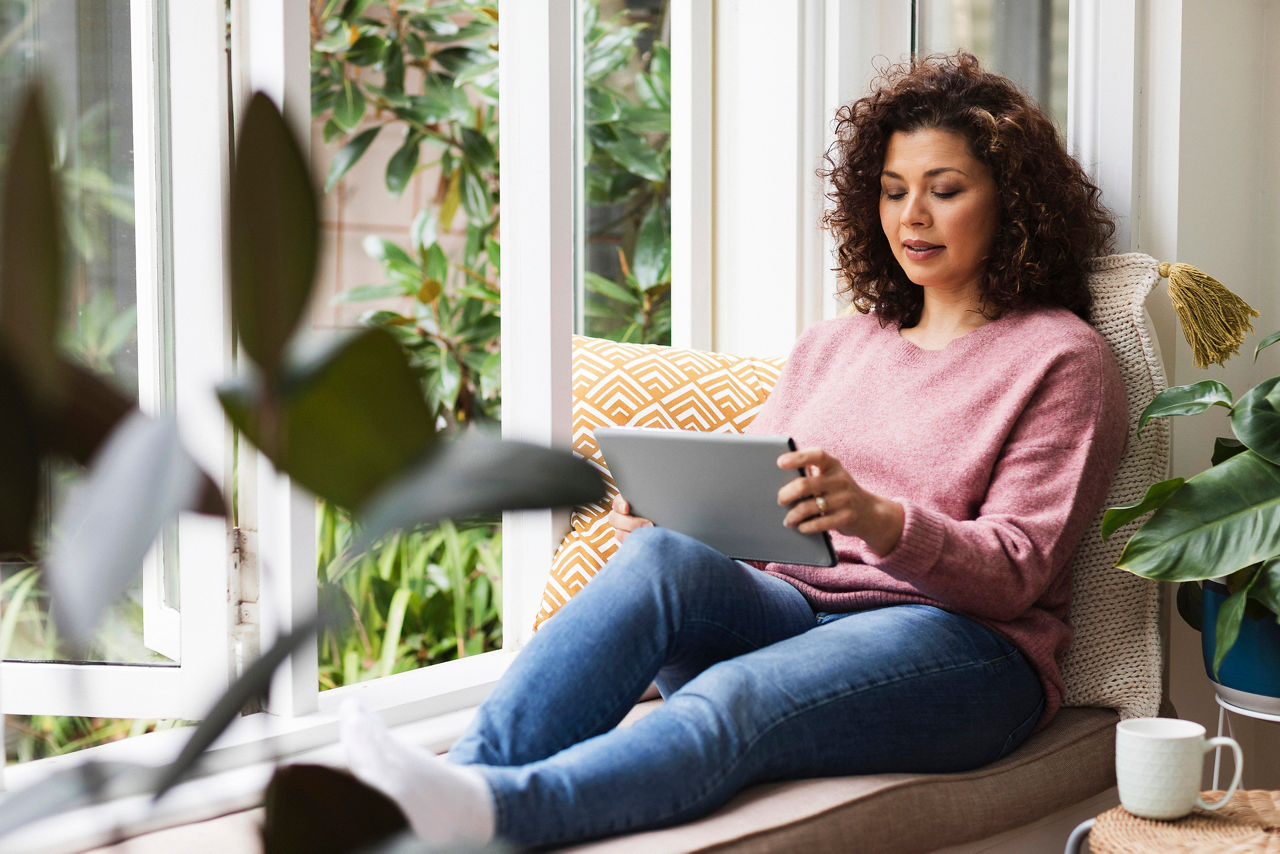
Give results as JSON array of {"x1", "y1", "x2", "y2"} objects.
[{"x1": 340, "y1": 699, "x2": 496, "y2": 846}]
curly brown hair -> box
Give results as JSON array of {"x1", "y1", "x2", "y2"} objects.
[{"x1": 822, "y1": 52, "x2": 1114, "y2": 325}]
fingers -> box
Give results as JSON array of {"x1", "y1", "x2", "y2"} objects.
[
  {"x1": 776, "y1": 448, "x2": 843, "y2": 508},
  {"x1": 782, "y1": 492, "x2": 846, "y2": 532},
  {"x1": 609, "y1": 493, "x2": 653, "y2": 544},
  {"x1": 776, "y1": 448, "x2": 854, "y2": 533}
]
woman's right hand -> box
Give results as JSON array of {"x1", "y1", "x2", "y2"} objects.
[{"x1": 608, "y1": 495, "x2": 653, "y2": 545}]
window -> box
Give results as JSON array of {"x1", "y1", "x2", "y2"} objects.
[
  {"x1": 1, "y1": 0, "x2": 231, "y2": 723},
  {"x1": 307, "y1": 1, "x2": 505, "y2": 693},
  {"x1": 577, "y1": 0, "x2": 672, "y2": 346},
  {"x1": 915, "y1": 0, "x2": 1070, "y2": 129}
]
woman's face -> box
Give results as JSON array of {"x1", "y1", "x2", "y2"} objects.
[{"x1": 878, "y1": 128, "x2": 999, "y2": 302}]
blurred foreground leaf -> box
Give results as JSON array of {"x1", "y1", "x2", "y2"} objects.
[
  {"x1": 355, "y1": 432, "x2": 605, "y2": 552},
  {"x1": 0, "y1": 761, "x2": 159, "y2": 842},
  {"x1": 218, "y1": 328, "x2": 436, "y2": 512},
  {"x1": 46, "y1": 413, "x2": 202, "y2": 647},
  {"x1": 229, "y1": 93, "x2": 319, "y2": 379},
  {"x1": 153, "y1": 616, "x2": 324, "y2": 800},
  {"x1": 0, "y1": 87, "x2": 63, "y2": 405}
]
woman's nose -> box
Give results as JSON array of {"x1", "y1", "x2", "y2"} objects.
[{"x1": 902, "y1": 194, "x2": 929, "y2": 227}]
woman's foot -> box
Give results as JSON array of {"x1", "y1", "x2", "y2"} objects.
[{"x1": 340, "y1": 700, "x2": 496, "y2": 846}]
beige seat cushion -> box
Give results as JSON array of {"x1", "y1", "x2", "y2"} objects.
[{"x1": 558, "y1": 704, "x2": 1118, "y2": 854}]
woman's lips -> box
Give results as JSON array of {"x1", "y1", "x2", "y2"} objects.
[{"x1": 903, "y1": 240, "x2": 943, "y2": 260}]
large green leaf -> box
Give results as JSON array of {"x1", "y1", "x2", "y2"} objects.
[
  {"x1": 1255, "y1": 329, "x2": 1280, "y2": 361},
  {"x1": 344, "y1": 34, "x2": 386, "y2": 67},
  {"x1": 230, "y1": 93, "x2": 320, "y2": 379},
  {"x1": 1138, "y1": 380, "x2": 1234, "y2": 430},
  {"x1": 459, "y1": 164, "x2": 492, "y2": 224},
  {"x1": 584, "y1": 26, "x2": 640, "y2": 80},
  {"x1": 353, "y1": 432, "x2": 605, "y2": 552},
  {"x1": 217, "y1": 328, "x2": 435, "y2": 512},
  {"x1": 584, "y1": 270, "x2": 641, "y2": 306},
  {"x1": 1212, "y1": 436, "x2": 1247, "y2": 466},
  {"x1": 46, "y1": 413, "x2": 201, "y2": 648},
  {"x1": 594, "y1": 125, "x2": 666, "y2": 182},
  {"x1": 1249, "y1": 557, "x2": 1280, "y2": 619},
  {"x1": 585, "y1": 86, "x2": 622, "y2": 124},
  {"x1": 1213, "y1": 571, "x2": 1257, "y2": 677},
  {"x1": 1232, "y1": 376, "x2": 1280, "y2": 464},
  {"x1": 324, "y1": 125, "x2": 380, "y2": 192},
  {"x1": 432, "y1": 46, "x2": 491, "y2": 76},
  {"x1": 632, "y1": 201, "x2": 670, "y2": 289},
  {"x1": 0, "y1": 88, "x2": 63, "y2": 404},
  {"x1": 459, "y1": 126, "x2": 496, "y2": 170},
  {"x1": 333, "y1": 78, "x2": 366, "y2": 132},
  {"x1": 1115, "y1": 450, "x2": 1280, "y2": 581},
  {"x1": 1100, "y1": 477, "x2": 1185, "y2": 540},
  {"x1": 385, "y1": 131, "x2": 421, "y2": 196}
]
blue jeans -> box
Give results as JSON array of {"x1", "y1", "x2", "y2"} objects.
[{"x1": 448, "y1": 527, "x2": 1044, "y2": 848}]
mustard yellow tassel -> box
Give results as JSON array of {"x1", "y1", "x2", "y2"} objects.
[{"x1": 1158, "y1": 262, "x2": 1259, "y2": 369}]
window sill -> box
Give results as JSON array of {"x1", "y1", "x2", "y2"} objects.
[{"x1": 1, "y1": 650, "x2": 514, "y2": 853}]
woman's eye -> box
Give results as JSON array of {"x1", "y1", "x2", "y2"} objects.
[
  {"x1": 932, "y1": 190, "x2": 958, "y2": 199},
  {"x1": 883, "y1": 190, "x2": 905, "y2": 200}
]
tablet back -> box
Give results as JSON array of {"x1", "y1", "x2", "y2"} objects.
[{"x1": 594, "y1": 426, "x2": 836, "y2": 566}]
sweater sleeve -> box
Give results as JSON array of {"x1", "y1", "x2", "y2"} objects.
[{"x1": 861, "y1": 335, "x2": 1128, "y2": 621}]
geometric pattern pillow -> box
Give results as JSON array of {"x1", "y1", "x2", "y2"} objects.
[{"x1": 533, "y1": 335, "x2": 786, "y2": 629}]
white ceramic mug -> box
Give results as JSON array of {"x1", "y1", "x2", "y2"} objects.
[{"x1": 1115, "y1": 717, "x2": 1243, "y2": 820}]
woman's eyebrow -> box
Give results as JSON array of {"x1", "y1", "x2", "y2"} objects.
[{"x1": 880, "y1": 167, "x2": 969, "y2": 179}]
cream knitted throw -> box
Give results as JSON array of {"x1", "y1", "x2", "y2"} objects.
[{"x1": 1059, "y1": 253, "x2": 1169, "y2": 719}]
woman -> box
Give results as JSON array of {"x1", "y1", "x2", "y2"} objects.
[{"x1": 341, "y1": 52, "x2": 1128, "y2": 848}]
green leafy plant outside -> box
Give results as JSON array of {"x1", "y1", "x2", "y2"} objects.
[
  {"x1": 1103, "y1": 331, "x2": 1280, "y2": 676},
  {"x1": 308, "y1": 0, "x2": 671, "y2": 687}
]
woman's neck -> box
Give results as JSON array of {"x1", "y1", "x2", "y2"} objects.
[{"x1": 900, "y1": 291, "x2": 993, "y2": 351}]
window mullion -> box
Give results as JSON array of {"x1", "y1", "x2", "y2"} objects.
[
  {"x1": 167, "y1": 0, "x2": 236, "y2": 714},
  {"x1": 228, "y1": 0, "x2": 319, "y2": 718},
  {"x1": 670, "y1": 2, "x2": 714, "y2": 350},
  {"x1": 498, "y1": 0, "x2": 576, "y2": 652}
]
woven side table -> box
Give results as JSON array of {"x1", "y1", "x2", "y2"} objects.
[{"x1": 1079, "y1": 790, "x2": 1280, "y2": 853}]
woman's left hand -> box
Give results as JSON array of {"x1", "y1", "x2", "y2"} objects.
[{"x1": 776, "y1": 447, "x2": 905, "y2": 557}]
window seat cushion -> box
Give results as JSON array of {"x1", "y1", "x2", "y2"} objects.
[{"x1": 555, "y1": 703, "x2": 1119, "y2": 854}]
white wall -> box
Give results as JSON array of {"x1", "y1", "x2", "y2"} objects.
[{"x1": 1133, "y1": 0, "x2": 1280, "y2": 790}]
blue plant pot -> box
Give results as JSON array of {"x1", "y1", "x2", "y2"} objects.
[{"x1": 1202, "y1": 579, "x2": 1280, "y2": 715}]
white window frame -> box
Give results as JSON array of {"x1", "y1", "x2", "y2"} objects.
[{"x1": 0, "y1": 0, "x2": 233, "y2": 721}]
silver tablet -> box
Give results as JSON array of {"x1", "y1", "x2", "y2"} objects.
[{"x1": 594, "y1": 426, "x2": 836, "y2": 566}]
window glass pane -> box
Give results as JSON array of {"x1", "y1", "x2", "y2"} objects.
[
  {"x1": 309, "y1": 2, "x2": 503, "y2": 688},
  {"x1": 0, "y1": 1, "x2": 177, "y2": 667},
  {"x1": 577, "y1": 0, "x2": 671, "y2": 345},
  {"x1": 915, "y1": 0, "x2": 1070, "y2": 129}
]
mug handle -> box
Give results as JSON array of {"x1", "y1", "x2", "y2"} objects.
[{"x1": 1197, "y1": 737, "x2": 1243, "y2": 811}]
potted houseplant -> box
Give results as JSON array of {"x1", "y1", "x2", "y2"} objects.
[{"x1": 1103, "y1": 329, "x2": 1280, "y2": 714}]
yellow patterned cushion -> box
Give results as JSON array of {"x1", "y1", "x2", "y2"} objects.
[{"x1": 533, "y1": 336, "x2": 786, "y2": 629}]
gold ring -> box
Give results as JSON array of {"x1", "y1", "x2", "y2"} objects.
[{"x1": 815, "y1": 495, "x2": 828, "y2": 515}]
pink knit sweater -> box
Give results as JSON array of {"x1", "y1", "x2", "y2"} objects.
[{"x1": 747, "y1": 306, "x2": 1128, "y2": 724}]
